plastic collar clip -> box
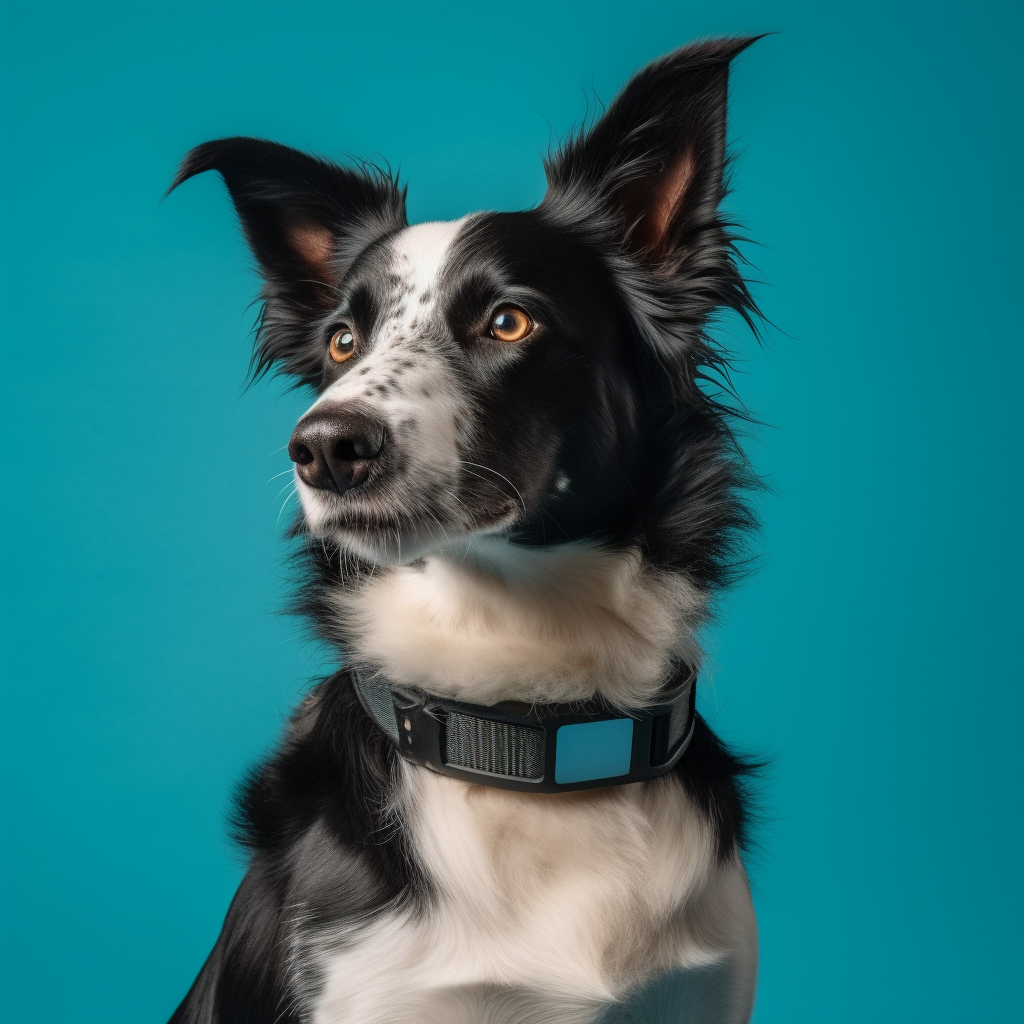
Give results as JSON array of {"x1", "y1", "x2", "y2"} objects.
[{"x1": 354, "y1": 668, "x2": 697, "y2": 794}]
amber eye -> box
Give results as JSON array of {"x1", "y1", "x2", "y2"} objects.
[
  {"x1": 328, "y1": 327, "x2": 357, "y2": 363},
  {"x1": 489, "y1": 306, "x2": 533, "y2": 343}
]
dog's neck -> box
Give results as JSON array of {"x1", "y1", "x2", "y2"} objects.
[{"x1": 332, "y1": 538, "x2": 705, "y2": 707}]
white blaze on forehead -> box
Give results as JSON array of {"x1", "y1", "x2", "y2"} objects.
[{"x1": 392, "y1": 218, "x2": 466, "y2": 297}]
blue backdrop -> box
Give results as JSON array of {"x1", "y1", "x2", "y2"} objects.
[{"x1": 1, "y1": 2, "x2": 1021, "y2": 1021}]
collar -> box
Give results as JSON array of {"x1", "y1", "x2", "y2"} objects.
[{"x1": 353, "y1": 665, "x2": 696, "y2": 793}]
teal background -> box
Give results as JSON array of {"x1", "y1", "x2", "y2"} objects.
[{"x1": 1, "y1": 1, "x2": 1021, "y2": 1020}]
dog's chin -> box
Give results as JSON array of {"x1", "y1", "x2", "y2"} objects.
[
  {"x1": 299, "y1": 488, "x2": 519, "y2": 567},
  {"x1": 330, "y1": 526, "x2": 452, "y2": 566}
]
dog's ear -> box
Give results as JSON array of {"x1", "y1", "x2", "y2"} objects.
[
  {"x1": 544, "y1": 37, "x2": 759, "y2": 270},
  {"x1": 168, "y1": 137, "x2": 406, "y2": 381},
  {"x1": 169, "y1": 137, "x2": 405, "y2": 289}
]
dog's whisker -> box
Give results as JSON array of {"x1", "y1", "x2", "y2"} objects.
[
  {"x1": 276, "y1": 486, "x2": 298, "y2": 528},
  {"x1": 457, "y1": 460, "x2": 527, "y2": 511}
]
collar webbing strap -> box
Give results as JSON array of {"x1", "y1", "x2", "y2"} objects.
[{"x1": 353, "y1": 667, "x2": 696, "y2": 793}]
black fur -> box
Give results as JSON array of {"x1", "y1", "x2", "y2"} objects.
[{"x1": 167, "y1": 36, "x2": 763, "y2": 1022}]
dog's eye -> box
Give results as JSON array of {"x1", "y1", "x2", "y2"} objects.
[
  {"x1": 328, "y1": 327, "x2": 357, "y2": 363},
  {"x1": 489, "y1": 307, "x2": 533, "y2": 343}
]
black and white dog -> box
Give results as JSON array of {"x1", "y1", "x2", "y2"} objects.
[{"x1": 167, "y1": 36, "x2": 763, "y2": 1024}]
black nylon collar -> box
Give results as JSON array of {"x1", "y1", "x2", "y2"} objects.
[{"x1": 353, "y1": 666, "x2": 696, "y2": 793}]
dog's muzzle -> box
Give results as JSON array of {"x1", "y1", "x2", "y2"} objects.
[{"x1": 353, "y1": 667, "x2": 697, "y2": 793}]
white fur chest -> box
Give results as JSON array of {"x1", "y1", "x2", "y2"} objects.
[
  {"x1": 308, "y1": 766, "x2": 757, "y2": 1024},
  {"x1": 334, "y1": 540, "x2": 706, "y2": 708}
]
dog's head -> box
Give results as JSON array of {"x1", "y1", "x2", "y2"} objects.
[{"x1": 171, "y1": 38, "x2": 758, "y2": 572}]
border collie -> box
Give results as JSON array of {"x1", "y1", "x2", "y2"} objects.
[{"x1": 166, "y1": 36, "x2": 763, "y2": 1024}]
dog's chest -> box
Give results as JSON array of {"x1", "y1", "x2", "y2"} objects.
[
  {"x1": 307, "y1": 767, "x2": 752, "y2": 1024},
  {"x1": 335, "y1": 542, "x2": 705, "y2": 708}
]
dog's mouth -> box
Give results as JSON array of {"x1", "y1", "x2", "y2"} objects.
[{"x1": 295, "y1": 473, "x2": 519, "y2": 564}]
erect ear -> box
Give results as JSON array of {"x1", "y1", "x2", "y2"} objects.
[
  {"x1": 168, "y1": 137, "x2": 406, "y2": 302},
  {"x1": 543, "y1": 37, "x2": 760, "y2": 266}
]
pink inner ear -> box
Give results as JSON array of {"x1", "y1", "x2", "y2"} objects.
[
  {"x1": 623, "y1": 150, "x2": 696, "y2": 256},
  {"x1": 648, "y1": 151, "x2": 695, "y2": 249},
  {"x1": 285, "y1": 220, "x2": 336, "y2": 280}
]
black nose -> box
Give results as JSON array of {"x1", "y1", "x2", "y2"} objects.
[{"x1": 288, "y1": 406, "x2": 386, "y2": 494}]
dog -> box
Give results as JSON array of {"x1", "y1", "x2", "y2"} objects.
[{"x1": 166, "y1": 35, "x2": 764, "y2": 1024}]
